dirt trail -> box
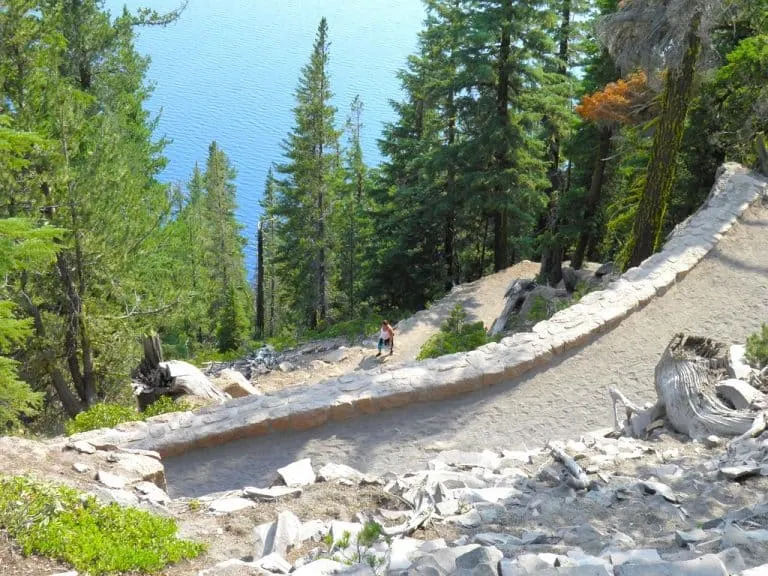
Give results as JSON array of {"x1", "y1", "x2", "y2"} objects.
[
  {"x1": 257, "y1": 261, "x2": 541, "y2": 390},
  {"x1": 389, "y1": 261, "x2": 541, "y2": 362},
  {"x1": 166, "y1": 206, "x2": 768, "y2": 497}
]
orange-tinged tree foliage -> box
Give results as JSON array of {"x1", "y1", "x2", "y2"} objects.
[{"x1": 576, "y1": 71, "x2": 649, "y2": 124}]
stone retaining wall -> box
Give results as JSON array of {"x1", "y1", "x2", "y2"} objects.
[{"x1": 72, "y1": 163, "x2": 767, "y2": 457}]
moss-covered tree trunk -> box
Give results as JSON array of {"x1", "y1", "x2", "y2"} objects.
[
  {"x1": 572, "y1": 125, "x2": 612, "y2": 269},
  {"x1": 627, "y1": 17, "x2": 701, "y2": 269}
]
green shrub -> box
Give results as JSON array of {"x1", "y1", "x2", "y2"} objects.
[
  {"x1": 65, "y1": 403, "x2": 139, "y2": 436},
  {"x1": 0, "y1": 476, "x2": 204, "y2": 575},
  {"x1": 745, "y1": 323, "x2": 768, "y2": 368},
  {"x1": 527, "y1": 296, "x2": 551, "y2": 323},
  {"x1": 417, "y1": 304, "x2": 492, "y2": 360},
  {"x1": 66, "y1": 397, "x2": 194, "y2": 436},
  {"x1": 142, "y1": 396, "x2": 193, "y2": 419}
]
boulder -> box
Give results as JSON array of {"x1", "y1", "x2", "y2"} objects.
[
  {"x1": 279, "y1": 362, "x2": 294, "y2": 373},
  {"x1": 215, "y1": 369, "x2": 262, "y2": 398}
]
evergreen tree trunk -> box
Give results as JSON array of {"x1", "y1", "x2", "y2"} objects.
[
  {"x1": 627, "y1": 16, "x2": 701, "y2": 269},
  {"x1": 538, "y1": 0, "x2": 571, "y2": 285},
  {"x1": 493, "y1": 13, "x2": 511, "y2": 272},
  {"x1": 255, "y1": 221, "x2": 265, "y2": 337},
  {"x1": 573, "y1": 125, "x2": 612, "y2": 269},
  {"x1": 445, "y1": 91, "x2": 457, "y2": 286}
]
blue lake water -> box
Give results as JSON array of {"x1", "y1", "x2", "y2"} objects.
[{"x1": 105, "y1": 0, "x2": 425, "y2": 272}]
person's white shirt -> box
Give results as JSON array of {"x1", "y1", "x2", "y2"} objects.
[{"x1": 379, "y1": 327, "x2": 389, "y2": 340}]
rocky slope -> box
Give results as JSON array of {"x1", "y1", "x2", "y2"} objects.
[{"x1": 3, "y1": 413, "x2": 768, "y2": 575}]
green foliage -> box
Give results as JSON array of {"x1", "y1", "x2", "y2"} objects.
[
  {"x1": 142, "y1": 396, "x2": 193, "y2": 418},
  {"x1": 64, "y1": 404, "x2": 140, "y2": 436},
  {"x1": 358, "y1": 520, "x2": 383, "y2": 548},
  {"x1": 745, "y1": 324, "x2": 768, "y2": 369},
  {"x1": 0, "y1": 216, "x2": 65, "y2": 430},
  {"x1": 417, "y1": 304, "x2": 491, "y2": 360},
  {"x1": 187, "y1": 499, "x2": 201, "y2": 512},
  {"x1": 65, "y1": 397, "x2": 192, "y2": 435},
  {"x1": 0, "y1": 476, "x2": 204, "y2": 575},
  {"x1": 527, "y1": 296, "x2": 551, "y2": 323}
]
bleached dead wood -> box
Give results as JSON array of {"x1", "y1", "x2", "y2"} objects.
[
  {"x1": 610, "y1": 333, "x2": 766, "y2": 440},
  {"x1": 133, "y1": 333, "x2": 228, "y2": 408},
  {"x1": 548, "y1": 441, "x2": 590, "y2": 490}
]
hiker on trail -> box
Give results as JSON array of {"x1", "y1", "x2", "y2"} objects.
[{"x1": 377, "y1": 321, "x2": 395, "y2": 357}]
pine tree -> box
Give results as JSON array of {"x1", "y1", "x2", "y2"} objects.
[
  {"x1": 274, "y1": 17, "x2": 342, "y2": 329},
  {"x1": 460, "y1": 0, "x2": 550, "y2": 271},
  {"x1": 201, "y1": 141, "x2": 251, "y2": 352}
]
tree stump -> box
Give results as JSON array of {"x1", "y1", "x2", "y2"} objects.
[
  {"x1": 611, "y1": 333, "x2": 765, "y2": 440},
  {"x1": 132, "y1": 333, "x2": 228, "y2": 410}
]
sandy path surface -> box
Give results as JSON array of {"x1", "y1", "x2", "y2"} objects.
[
  {"x1": 166, "y1": 206, "x2": 768, "y2": 497},
  {"x1": 256, "y1": 261, "x2": 541, "y2": 390},
  {"x1": 389, "y1": 261, "x2": 541, "y2": 362}
]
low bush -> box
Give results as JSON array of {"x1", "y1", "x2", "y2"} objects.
[
  {"x1": 65, "y1": 396, "x2": 193, "y2": 435},
  {"x1": 417, "y1": 304, "x2": 493, "y2": 360},
  {"x1": 64, "y1": 403, "x2": 139, "y2": 436},
  {"x1": 142, "y1": 395, "x2": 193, "y2": 418},
  {"x1": 745, "y1": 323, "x2": 768, "y2": 368},
  {"x1": 0, "y1": 476, "x2": 204, "y2": 575}
]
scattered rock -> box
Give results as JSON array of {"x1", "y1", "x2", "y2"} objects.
[
  {"x1": 242, "y1": 486, "x2": 303, "y2": 501},
  {"x1": 215, "y1": 368, "x2": 262, "y2": 398},
  {"x1": 609, "y1": 549, "x2": 663, "y2": 566},
  {"x1": 716, "y1": 379, "x2": 766, "y2": 410},
  {"x1": 562, "y1": 267, "x2": 579, "y2": 293},
  {"x1": 134, "y1": 481, "x2": 170, "y2": 505},
  {"x1": 208, "y1": 497, "x2": 255, "y2": 514},
  {"x1": 594, "y1": 262, "x2": 616, "y2": 277},
  {"x1": 322, "y1": 348, "x2": 349, "y2": 363},
  {"x1": 638, "y1": 480, "x2": 679, "y2": 503},
  {"x1": 675, "y1": 529, "x2": 709, "y2": 547},
  {"x1": 255, "y1": 553, "x2": 292, "y2": 574},
  {"x1": 720, "y1": 464, "x2": 762, "y2": 481},
  {"x1": 703, "y1": 435, "x2": 723, "y2": 448},
  {"x1": 72, "y1": 462, "x2": 91, "y2": 474},
  {"x1": 71, "y1": 440, "x2": 96, "y2": 454},
  {"x1": 455, "y1": 545, "x2": 503, "y2": 571},
  {"x1": 277, "y1": 458, "x2": 316, "y2": 487},
  {"x1": 728, "y1": 345, "x2": 755, "y2": 381},
  {"x1": 613, "y1": 554, "x2": 728, "y2": 576},
  {"x1": 198, "y1": 558, "x2": 263, "y2": 575},
  {"x1": 279, "y1": 362, "x2": 295, "y2": 373},
  {"x1": 317, "y1": 462, "x2": 367, "y2": 484},
  {"x1": 96, "y1": 469, "x2": 126, "y2": 490},
  {"x1": 292, "y1": 559, "x2": 346, "y2": 576}
]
